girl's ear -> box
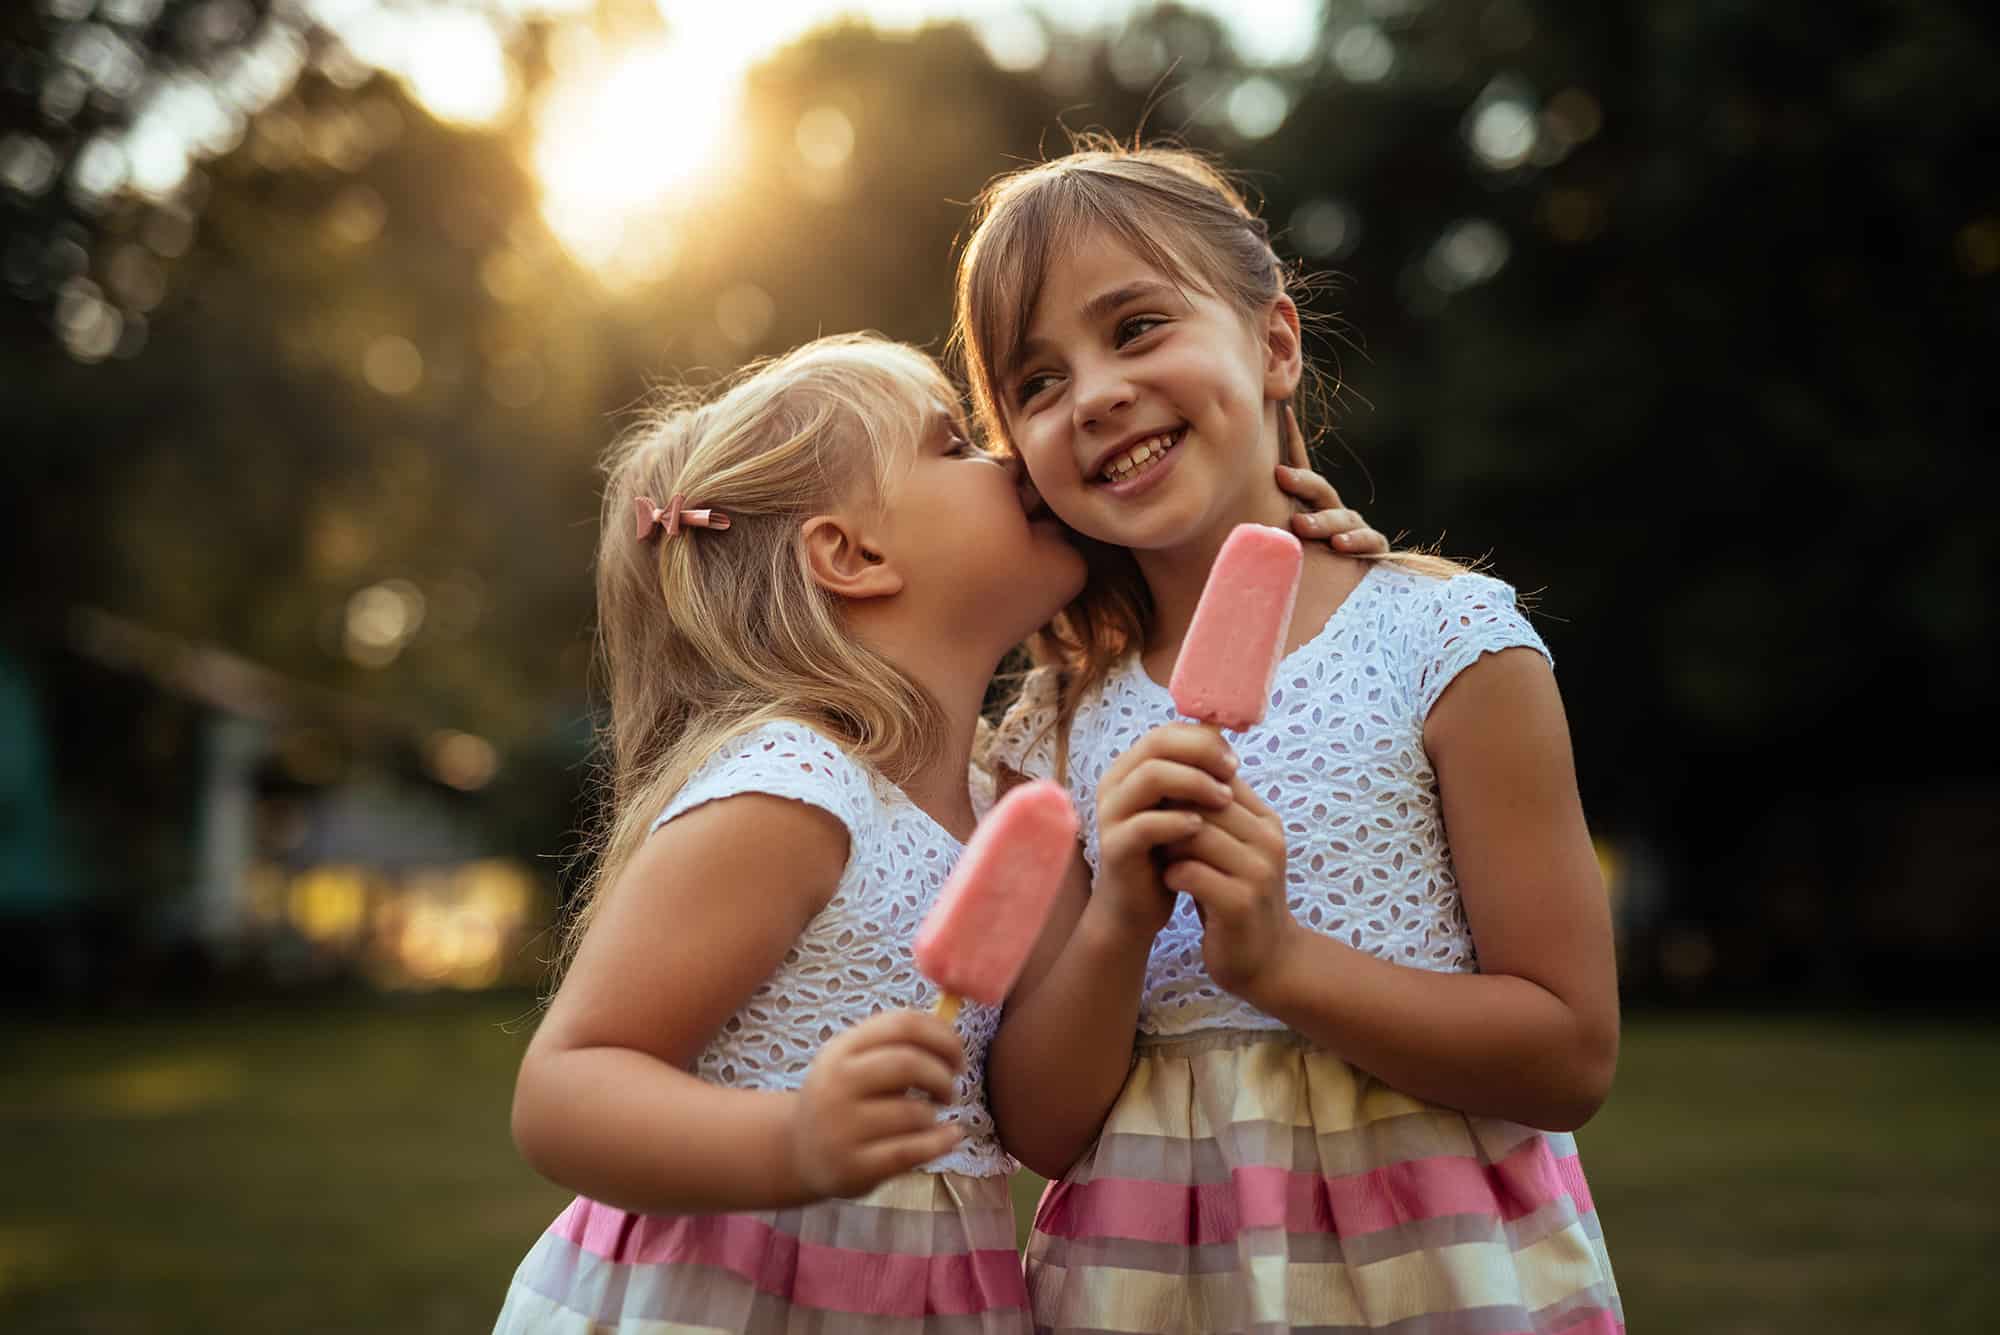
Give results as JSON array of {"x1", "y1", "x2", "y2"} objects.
[
  {"x1": 801, "y1": 513, "x2": 904, "y2": 601},
  {"x1": 1261, "y1": 293, "x2": 1304, "y2": 401}
]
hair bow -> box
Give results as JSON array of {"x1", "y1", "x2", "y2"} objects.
[{"x1": 634, "y1": 493, "x2": 731, "y2": 542}]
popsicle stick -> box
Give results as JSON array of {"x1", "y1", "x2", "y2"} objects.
[{"x1": 934, "y1": 991, "x2": 962, "y2": 1024}]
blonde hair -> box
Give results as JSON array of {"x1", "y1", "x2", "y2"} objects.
[
  {"x1": 564, "y1": 334, "x2": 956, "y2": 976},
  {"x1": 950, "y1": 138, "x2": 1460, "y2": 771}
]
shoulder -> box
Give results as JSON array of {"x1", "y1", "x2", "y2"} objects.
[
  {"x1": 1374, "y1": 567, "x2": 1552, "y2": 718},
  {"x1": 655, "y1": 719, "x2": 880, "y2": 848},
  {"x1": 635, "y1": 788, "x2": 852, "y2": 916},
  {"x1": 1367, "y1": 563, "x2": 1520, "y2": 620}
]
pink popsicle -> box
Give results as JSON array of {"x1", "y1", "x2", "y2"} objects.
[
  {"x1": 1168, "y1": 523, "x2": 1304, "y2": 729},
  {"x1": 915, "y1": 779, "x2": 1078, "y2": 1019}
]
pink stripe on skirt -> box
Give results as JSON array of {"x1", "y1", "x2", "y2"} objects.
[
  {"x1": 499, "y1": 1170, "x2": 1029, "y2": 1332},
  {"x1": 552, "y1": 1199, "x2": 1022, "y2": 1317},
  {"x1": 1037, "y1": 1134, "x2": 1587, "y2": 1246}
]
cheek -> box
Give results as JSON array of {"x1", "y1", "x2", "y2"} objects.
[{"x1": 1015, "y1": 435, "x2": 1069, "y2": 489}]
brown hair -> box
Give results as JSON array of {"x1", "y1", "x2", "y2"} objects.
[
  {"x1": 564, "y1": 334, "x2": 957, "y2": 977},
  {"x1": 950, "y1": 137, "x2": 1458, "y2": 771}
]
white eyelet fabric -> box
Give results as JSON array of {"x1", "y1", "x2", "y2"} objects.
[
  {"x1": 991, "y1": 566, "x2": 1552, "y2": 1037},
  {"x1": 650, "y1": 721, "x2": 1008, "y2": 1176}
]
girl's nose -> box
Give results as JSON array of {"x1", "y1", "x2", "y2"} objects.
[{"x1": 1073, "y1": 364, "x2": 1135, "y2": 430}]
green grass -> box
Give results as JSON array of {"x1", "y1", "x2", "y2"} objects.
[{"x1": 1, "y1": 1001, "x2": 1993, "y2": 1333}]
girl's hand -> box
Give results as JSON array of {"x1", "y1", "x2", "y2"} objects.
[
  {"x1": 1093, "y1": 724, "x2": 1238, "y2": 939},
  {"x1": 789, "y1": 1010, "x2": 967, "y2": 1200},
  {"x1": 1162, "y1": 771, "x2": 1301, "y2": 1003},
  {"x1": 1276, "y1": 465, "x2": 1389, "y2": 555}
]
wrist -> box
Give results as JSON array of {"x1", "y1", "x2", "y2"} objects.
[
  {"x1": 761, "y1": 1090, "x2": 819, "y2": 1207},
  {"x1": 1242, "y1": 918, "x2": 1314, "y2": 1017},
  {"x1": 1077, "y1": 890, "x2": 1165, "y2": 963}
]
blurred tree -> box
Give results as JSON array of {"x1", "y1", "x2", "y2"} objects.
[
  {"x1": 3, "y1": 1, "x2": 1994, "y2": 993},
  {"x1": 1233, "y1": 0, "x2": 1998, "y2": 992}
]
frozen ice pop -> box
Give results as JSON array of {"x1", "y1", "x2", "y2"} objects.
[
  {"x1": 915, "y1": 779, "x2": 1078, "y2": 1021},
  {"x1": 1169, "y1": 523, "x2": 1304, "y2": 729}
]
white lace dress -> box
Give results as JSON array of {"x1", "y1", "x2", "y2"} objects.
[
  {"x1": 496, "y1": 722, "x2": 1030, "y2": 1334},
  {"x1": 996, "y1": 565, "x2": 1623, "y2": 1335}
]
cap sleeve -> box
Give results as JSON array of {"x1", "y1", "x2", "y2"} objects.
[
  {"x1": 985, "y1": 666, "x2": 1062, "y2": 785},
  {"x1": 652, "y1": 721, "x2": 875, "y2": 860},
  {"x1": 1412, "y1": 573, "x2": 1553, "y2": 719}
]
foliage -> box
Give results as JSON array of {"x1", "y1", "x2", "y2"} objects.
[{"x1": 3, "y1": 2, "x2": 1994, "y2": 988}]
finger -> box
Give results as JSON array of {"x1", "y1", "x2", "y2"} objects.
[
  {"x1": 1275, "y1": 464, "x2": 1341, "y2": 509},
  {"x1": 1103, "y1": 758, "x2": 1236, "y2": 821},
  {"x1": 1226, "y1": 771, "x2": 1282, "y2": 824},
  {"x1": 1166, "y1": 778, "x2": 1276, "y2": 849},
  {"x1": 1331, "y1": 524, "x2": 1390, "y2": 556},
  {"x1": 1291, "y1": 506, "x2": 1359, "y2": 536},
  {"x1": 1292, "y1": 508, "x2": 1389, "y2": 554},
  {"x1": 854, "y1": 1124, "x2": 968, "y2": 1181},
  {"x1": 1173, "y1": 780, "x2": 1288, "y2": 872},
  {"x1": 848, "y1": 1011, "x2": 967, "y2": 1072},
  {"x1": 854, "y1": 1095, "x2": 958, "y2": 1141},
  {"x1": 1165, "y1": 817, "x2": 1267, "y2": 885},
  {"x1": 842, "y1": 1045, "x2": 961, "y2": 1105},
  {"x1": 1227, "y1": 776, "x2": 1292, "y2": 861},
  {"x1": 1101, "y1": 808, "x2": 1208, "y2": 863},
  {"x1": 1103, "y1": 725, "x2": 1240, "y2": 788},
  {"x1": 1161, "y1": 857, "x2": 1244, "y2": 916}
]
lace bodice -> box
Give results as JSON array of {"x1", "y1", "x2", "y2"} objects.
[
  {"x1": 651, "y1": 721, "x2": 1008, "y2": 1177},
  {"x1": 991, "y1": 565, "x2": 1551, "y2": 1037}
]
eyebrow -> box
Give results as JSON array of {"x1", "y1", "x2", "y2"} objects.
[
  {"x1": 1011, "y1": 280, "x2": 1181, "y2": 378},
  {"x1": 1079, "y1": 280, "x2": 1179, "y2": 325}
]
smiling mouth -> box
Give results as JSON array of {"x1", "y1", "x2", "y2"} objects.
[{"x1": 1095, "y1": 427, "x2": 1185, "y2": 484}]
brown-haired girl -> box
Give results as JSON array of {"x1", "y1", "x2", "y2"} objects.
[{"x1": 957, "y1": 143, "x2": 1625, "y2": 1334}]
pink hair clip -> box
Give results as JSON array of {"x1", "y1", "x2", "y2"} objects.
[{"x1": 634, "y1": 493, "x2": 731, "y2": 542}]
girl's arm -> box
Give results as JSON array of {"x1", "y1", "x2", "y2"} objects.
[
  {"x1": 986, "y1": 730, "x2": 1237, "y2": 1177},
  {"x1": 511, "y1": 795, "x2": 966, "y2": 1214},
  {"x1": 985, "y1": 850, "x2": 1148, "y2": 1178},
  {"x1": 1166, "y1": 650, "x2": 1619, "y2": 1131}
]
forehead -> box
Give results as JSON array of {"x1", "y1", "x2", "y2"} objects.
[{"x1": 1026, "y1": 230, "x2": 1177, "y2": 326}]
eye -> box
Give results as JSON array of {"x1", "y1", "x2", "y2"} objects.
[
  {"x1": 946, "y1": 432, "x2": 977, "y2": 456},
  {"x1": 1115, "y1": 314, "x2": 1167, "y2": 346},
  {"x1": 1014, "y1": 371, "x2": 1058, "y2": 408}
]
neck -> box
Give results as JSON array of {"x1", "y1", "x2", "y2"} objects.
[{"x1": 848, "y1": 614, "x2": 1003, "y2": 841}]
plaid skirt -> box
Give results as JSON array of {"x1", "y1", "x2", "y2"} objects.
[
  {"x1": 1025, "y1": 1029, "x2": 1623, "y2": 1334},
  {"x1": 497, "y1": 1169, "x2": 1029, "y2": 1333}
]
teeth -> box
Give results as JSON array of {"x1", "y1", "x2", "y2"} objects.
[{"x1": 1100, "y1": 431, "x2": 1178, "y2": 481}]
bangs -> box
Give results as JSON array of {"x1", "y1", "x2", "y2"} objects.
[{"x1": 965, "y1": 167, "x2": 1214, "y2": 417}]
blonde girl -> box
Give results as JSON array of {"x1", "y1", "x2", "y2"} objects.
[{"x1": 493, "y1": 334, "x2": 1086, "y2": 1332}]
